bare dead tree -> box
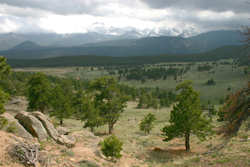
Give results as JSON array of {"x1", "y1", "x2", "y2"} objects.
[{"x1": 11, "y1": 142, "x2": 40, "y2": 167}]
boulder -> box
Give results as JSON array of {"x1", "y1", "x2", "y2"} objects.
[
  {"x1": 57, "y1": 135, "x2": 76, "y2": 148},
  {"x1": 31, "y1": 112, "x2": 75, "y2": 147},
  {"x1": 15, "y1": 111, "x2": 48, "y2": 141},
  {"x1": 31, "y1": 111, "x2": 59, "y2": 141},
  {"x1": 57, "y1": 126, "x2": 70, "y2": 135},
  {"x1": 0, "y1": 113, "x2": 33, "y2": 139}
]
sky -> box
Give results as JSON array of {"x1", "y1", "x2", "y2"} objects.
[{"x1": 0, "y1": 0, "x2": 249, "y2": 36}]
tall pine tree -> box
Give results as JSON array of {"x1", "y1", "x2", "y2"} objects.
[{"x1": 162, "y1": 81, "x2": 212, "y2": 151}]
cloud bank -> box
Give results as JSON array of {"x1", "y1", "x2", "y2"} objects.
[{"x1": 0, "y1": 0, "x2": 249, "y2": 36}]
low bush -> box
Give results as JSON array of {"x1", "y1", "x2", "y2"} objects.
[{"x1": 100, "y1": 135, "x2": 123, "y2": 159}]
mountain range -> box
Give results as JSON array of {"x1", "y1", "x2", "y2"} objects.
[
  {"x1": 0, "y1": 30, "x2": 245, "y2": 59},
  {"x1": 0, "y1": 31, "x2": 143, "y2": 51}
]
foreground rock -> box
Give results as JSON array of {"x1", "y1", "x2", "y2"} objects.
[
  {"x1": 15, "y1": 111, "x2": 49, "y2": 141},
  {"x1": 0, "y1": 113, "x2": 33, "y2": 139},
  {"x1": 31, "y1": 112, "x2": 59, "y2": 141},
  {"x1": 57, "y1": 135, "x2": 76, "y2": 148},
  {"x1": 31, "y1": 111, "x2": 76, "y2": 147},
  {"x1": 57, "y1": 126, "x2": 70, "y2": 135}
]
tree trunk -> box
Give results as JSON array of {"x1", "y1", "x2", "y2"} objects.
[
  {"x1": 90, "y1": 127, "x2": 94, "y2": 133},
  {"x1": 60, "y1": 119, "x2": 63, "y2": 125},
  {"x1": 40, "y1": 107, "x2": 44, "y2": 113},
  {"x1": 108, "y1": 123, "x2": 114, "y2": 134},
  {"x1": 185, "y1": 132, "x2": 190, "y2": 152}
]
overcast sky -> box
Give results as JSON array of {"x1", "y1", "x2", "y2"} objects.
[{"x1": 0, "y1": 0, "x2": 249, "y2": 36}]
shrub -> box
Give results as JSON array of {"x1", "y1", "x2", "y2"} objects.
[
  {"x1": 0, "y1": 117, "x2": 8, "y2": 129},
  {"x1": 206, "y1": 78, "x2": 216, "y2": 86},
  {"x1": 6, "y1": 122, "x2": 17, "y2": 133},
  {"x1": 139, "y1": 113, "x2": 156, "y2": 135},
  {"x1": 100, "y1": 135, "x2": 123, "y2": 159},
  {"x1": 0, "y1": 88, "x2": 9, "y2": 114}
]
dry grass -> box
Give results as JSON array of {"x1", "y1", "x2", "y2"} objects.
[{"x1": 63, "y1": 101, "x2": 250, "y2": 167}]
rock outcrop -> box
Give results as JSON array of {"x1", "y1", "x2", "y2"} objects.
[
  {"x1": 1, "y1": 110, "x2": 76, "y2": 147},
  {"x1": 15, "y1": 111, "x2": 49, "y2": 141},
  {"x1": 57, "y1": 135, "x2": 76, "y2": 148},
  {"x1": 0, "y1": 113, "x2": 33, "y2": 139},
  {"x1": 31, "y1": 111, "x2": 59, "y2": 141},
  {"x1": 57, "y1": 126, "x2": 70, "y2": 135},
  {"x1": 31, "y1": 111, "x2": 76, "y2": 147}
]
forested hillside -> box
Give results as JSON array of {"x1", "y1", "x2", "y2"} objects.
[{"x1": 6, "y1": 45, "x2": 247, "y2": 67}]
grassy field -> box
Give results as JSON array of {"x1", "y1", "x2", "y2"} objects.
[
  {"x1": 4, "y1": 86, "x2": 249, "y2": 166},
  {"x1": 62, "y1": 101, "x2": 250, "y2": 167},
  {"x1": 14, "y1": 61, "x2": 249, "y2": 104}
]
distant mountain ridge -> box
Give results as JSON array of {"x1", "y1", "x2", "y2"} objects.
[
  {"x1": 0, "y1": 30, "x2": 244, "y2": 59},
  {"x1": 11, "y1": 41, "x2": 41, "y2": 50},
  {"x1": 6, "y1": 45, "x2": 247, "y2": 68},
  {"x1": 0, "y1": 32, "x2": 140, "y2": 51}
]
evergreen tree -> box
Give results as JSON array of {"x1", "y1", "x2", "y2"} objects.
[
  {"x1": 50, "y1": 84, "x2": 73, "y2": 125},
  {"x1": 217, "y1": 83, "x2": 249, "y2": 136},
  {"x1": 89, "y1": 76, "x2": 128, "y2": 134},
  {"x1": 0, "y1": 56, "x2": 11, "y2": 79},
  {"x1": 139, "y1": 113, "x2": 156, "y2": 135},
  {"x1": 0, "y1": 57, "x2": 10, "y2": 114},
  {"x1": 78, "y1": 93, "x2": 103, "y2": 132},
  {"x1": 162, "y1": 81, "x2": 212, "y2": 151},
  {"x1": 100, "y1": 135, "x2": 123, "y2": 159},
  {"x1": 0, "y1": 88, "x2": 9, "y2": 114},
  {"x1": 27, "y1": 73, "x2": 51, "y2": 113}
]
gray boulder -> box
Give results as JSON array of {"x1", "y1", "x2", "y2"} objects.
[
  {"x1": 15, "y1": 111, "x2": 48, "y2": 141},
  {"x1": 57, "y1": 135, "x2": 76, "y2": 148},
  {"x1": 0, "y1": 113, "x2": 33, "y2": 139},
  {"x1": 57, "y1": 126, "x2": 70, "y2": 135},
  {"x1": 31, "y1": 111, "x2": 59, "y2": 141},
  {"x1": 31, "y1": 112, "x2": 75, "y2": 147}
]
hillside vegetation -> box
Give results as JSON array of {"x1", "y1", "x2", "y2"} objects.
[{"x1": 6, "y1": 45, "x2": 247, "y2": 68}]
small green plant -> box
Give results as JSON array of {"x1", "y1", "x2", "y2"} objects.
[
  {"x1": 139, "y1": 113, "x2": 156, "y2": 135},
  {"x1": 190, "y1": 156, "x2": 201, "y2": 163},
  {"x1": 78, "y1": 160, "x2": 99, "y2": 167},
  {"x1": 215, "y1": 158, "x2": 230, "y2": 164},
  {"x1": 0, "y1": 88, "x2": 9, "y2": 114},
  {"x1": 100, "y1": 135, "x2": 123, "y2": 159},
  {"x1": 0, "y1": 117, "x2": 8, "y2": 129},
  {"x1": 6, "y1": 122, "x2": 17, "y2": 133},
  {"x1": 39, "y1": 141, "x2": 47, "y2": 150}
]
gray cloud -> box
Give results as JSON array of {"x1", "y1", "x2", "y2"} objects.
[
  {"x1": 0, "y1": 0, "x2": 104, "y2": 15},
  {"x1": 141, "y1": 0, "x2": 249, "y2": 13},
  {"x1": 0, "y1": 0, "x2": 138, "y2": 16},
  {"x1": 0, "y1": 4, "x2": 47, "y2": 18},
  {"x1": 0, "y1": 0, "x2": 249, "y2": 35}
]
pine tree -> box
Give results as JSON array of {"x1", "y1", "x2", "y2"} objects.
[
  {"x1": 139, "y1": 113, "x2": 156, "y2": 135},
  {"x1": 0, "y1": 56, "x2": 11, "y2": 79},
  {"x1": 162, "y1": 81, "x2": 212, "y2": 151},
  {"x1": 0, "y1": 56, "x2": 10, "y2": 114},
  {"x1": 27, "y1": 73, "x2": 51, "y2": 113},
  {"x1": 100, "y1": 135, "x2": 123, "y2": 159},
  {"x1": 78, "y1": 93, "x2": 103, "y2": 132},
  {"x1": 0, "y1": 88, "x2": 9, "y2": 114},
  {"x1": 217, "y1": 83, "x2": 249, "y2": 136},
  {"x1": 50, "y1": 84, "x2": 73, "y2": 125},
  {"x1": 89, "y1": 76, "x2": 128, "y2": 134}
]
